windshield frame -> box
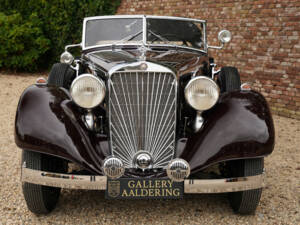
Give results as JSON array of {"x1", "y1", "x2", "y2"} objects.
[{"x1": 82, "y1": 15, "x2": 207, "y2": 53}]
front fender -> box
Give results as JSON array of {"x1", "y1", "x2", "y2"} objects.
[
  {"x1": 15, "y1": 85, "x2": 109, "y2": 174},
  {"x1": 178, "y1": 90, "x2": 275, "y2": 174},
  {"x1": 15, "y1": 86, "x2": 275, "y2": 176}
]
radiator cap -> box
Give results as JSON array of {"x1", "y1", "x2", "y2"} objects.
[{"x1": 133, "y1": 151, "x2": 153, "y2": 170}]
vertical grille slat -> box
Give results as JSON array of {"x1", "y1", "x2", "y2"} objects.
[{"x1": 109, "y1": 71, "x2": 176, "y2": 168}]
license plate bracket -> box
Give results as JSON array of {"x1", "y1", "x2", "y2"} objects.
[{"x1": 105, "y1": 178, "x2": 183, "y2": 199}]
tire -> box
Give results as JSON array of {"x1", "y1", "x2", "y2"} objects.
[
  {"x1": 22, "y1": 150, "x2": 67, "y2": 214},
  {"x1": 217, "y1": 66, "x2": 241, "y2": 92},
  {"x1": 227, "y1": 158, "x2": 264, "y2": 214},
  {"x1": 48, "y1": 63, "x2": 75, "y2": 88}
]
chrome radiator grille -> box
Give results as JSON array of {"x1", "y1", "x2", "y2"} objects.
[{"x1": 109, "y1": 71, "x2": 177, "y2": 168}]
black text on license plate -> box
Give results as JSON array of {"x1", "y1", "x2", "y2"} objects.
[{"x1": 105, "y1": 178, "x2": 183, "y2": 199}]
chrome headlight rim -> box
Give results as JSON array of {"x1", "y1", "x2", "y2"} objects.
[
  {"x1": 184, "y1": 76, "x2": 220, "y2": 111},
  {"x1": 70, "y1": 73, "x2": 106, "y2": 109}
]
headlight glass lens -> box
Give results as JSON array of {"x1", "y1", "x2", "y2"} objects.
[
  {"x1": 185, "y1": 76, "x2": 219, "y2": 111},
  {"x1": 70, "y1": 74, "x2": 105, "y2": 108}
]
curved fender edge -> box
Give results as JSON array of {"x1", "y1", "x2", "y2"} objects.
[
  {"x1": 179, "y1": 90, "x2": 275, "y2": 174},
  {"x1": 15, "y1": 85, "x2": 109, "y2": 174}
]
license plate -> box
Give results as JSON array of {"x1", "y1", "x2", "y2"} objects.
[{"x1": 105, "y1": 178, "x2": 183, "y2": 199}]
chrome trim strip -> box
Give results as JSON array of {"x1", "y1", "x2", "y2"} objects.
[
  {"x1": 108, "y1": 61, "x2": 175, "y2": 75},
  {"x1": 82, "y1": 16, "x2": 87, "y2": 49},
  {"x1": 146, "y1": 15, "x2": 206, "y2": 23},
  {"x1": 184, "y1": 173, "x2": 266, "y2": 193},
  {"x1": 203, "y1": 21, "x2": 207, "y2": 52},
  {"x1": 22, "y1": 168, "x2": 107, "y2": 190},
  {"x1": 21, "y1": 167, "x2": 265, "y2": 193},
  {"x1": 83, "y1": 43, "x2": 207, "y2": 54},
  {"x1": 146, "y1": 44, "x2": 206, "y2": 54},
  {"x1": 207, "y1": 43, "x2": 224, "y2": 49},
  {"x1": 142, "y1": 15, "x2": 147, "y2": 45},
  {"x1": 65, "y1": 43, "x2": 82, "y2": 51},
  {"x1": 83, "y1": 43, "x2": 143, "y2": 51},
  {"x1": 85, "y1": 15, "x2": 145, "y2": 21}
]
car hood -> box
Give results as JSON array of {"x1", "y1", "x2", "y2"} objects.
[{"x1": 83, "y1": 48, "x2": 209, "y2": 77}]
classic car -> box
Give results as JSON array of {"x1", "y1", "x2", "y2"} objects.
[{"x1": 15, "y1": 15, "x2": 274, "y2": 215}]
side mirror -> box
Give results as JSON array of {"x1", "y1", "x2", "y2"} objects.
[
  {"x1": 60, "y1": 43, "x2": 82, "y2": 64},
  {"x1": 208, "y1": 30, "x2": 232, "y2": 49},
  {"x1": 218, "y1": 30, "x2": 232, "y2": 43},
  {"x1": 60, "y1": 51, "x2": 74, "y2": 64}
]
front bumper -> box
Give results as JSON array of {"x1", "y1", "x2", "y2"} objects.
[{"x1": 21, "y1": 167, "x2": 265, "y2": 194}]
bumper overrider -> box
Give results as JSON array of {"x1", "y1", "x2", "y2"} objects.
[{"x1": 21, "y1": 157, "x2": 266, "y2": 199}]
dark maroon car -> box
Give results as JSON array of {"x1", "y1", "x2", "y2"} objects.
[{"x1": 15, "y1": 15, "x2": 274, "y2": 215}]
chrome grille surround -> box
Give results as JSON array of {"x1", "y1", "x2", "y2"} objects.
[{"x1": 108, "y1": 64, "x2": 177, "y2": 168}]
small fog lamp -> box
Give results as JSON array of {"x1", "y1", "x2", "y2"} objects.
[{"x1": 167, "y1": 158, "x2": 190, "y2": 182}]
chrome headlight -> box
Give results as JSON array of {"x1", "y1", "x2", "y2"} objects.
[
  {"x1": 184, "y1": 76, "x2": 219, "y2": 111},
  {"x1": 70, "y1": 74, "x2": 105, "y2": 109}
]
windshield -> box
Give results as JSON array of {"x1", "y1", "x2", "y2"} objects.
[
  {"x1": 146, "y1": 18, "x2": 204, "y2": 49},
  {"x1": 85, "y1": 18, "x2": 143, "y2": 47},
  {"x1": 84, "y1": 16, "x2": 205, "y2": 51}
]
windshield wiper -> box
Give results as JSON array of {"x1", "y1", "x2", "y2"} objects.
[
  {"x1": 113, "y1": 30, "x2": 143, "y2": 45},
  {"x1": 148, "y1": 30, "x2": 169, "y2": 42}
]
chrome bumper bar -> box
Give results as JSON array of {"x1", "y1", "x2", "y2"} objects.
[{"x1": 21, "y1": 167, "x2": 265, "y2": 193}]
